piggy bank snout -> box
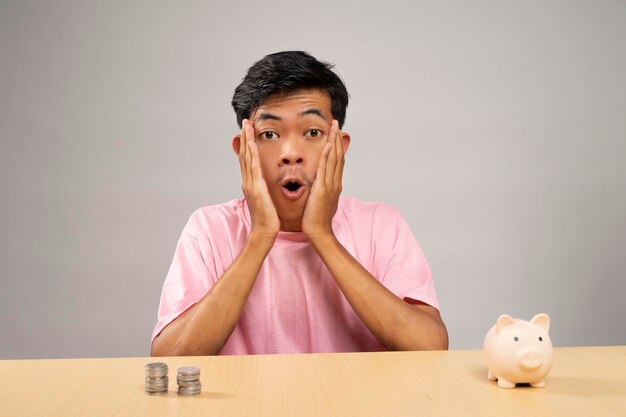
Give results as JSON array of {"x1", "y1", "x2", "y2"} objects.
[{"x1": 519, "y1": 351, "x2": 543, "y2": 371}]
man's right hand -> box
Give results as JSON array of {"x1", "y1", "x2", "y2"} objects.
[
  {"x1": 238, "y1": 119, "x2": 281, "y2": 239},
  {"x1": 153, "y1": 122, "x2": 279, "y2": 356},
  {"x1": 153, "y1": 120, "x2": 278, "y2": 357}
]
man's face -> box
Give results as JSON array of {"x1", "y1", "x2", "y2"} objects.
[{"x1": 233, "y1": 89, "x2": 347, "y2": 231}]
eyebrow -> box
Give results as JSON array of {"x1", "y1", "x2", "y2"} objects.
[
  {"x1": 254, "y1": 108, "x2": 327, "y2": 123},
  {"x1": 255, "y1": 112, "x2": 282, "y2": 122},
  {"x1": 299, "y1": 108, "x2": 327, "y2": 120}
]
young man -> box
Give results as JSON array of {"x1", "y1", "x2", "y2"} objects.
[{"x1": 151, "y1": 51, "x2": 448, "y2": 356}]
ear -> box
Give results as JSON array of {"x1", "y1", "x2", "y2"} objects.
[
  {"x1": 495, "y1": 314, "x2": 516, "y2": 335},
  {"x1": 530, "y1": 313, "x2": 550, "y2": 331},
  {"x1": 232, "y1": 135, "x2": 242, "y2": 156},
  {"x1": 340, "y1": 131, "x2": 351, "y2": 155}
]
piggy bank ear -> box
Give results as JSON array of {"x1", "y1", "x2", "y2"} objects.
[
  {"x1": 530, "y1": 313, "x2": 550, "y2": 331},
  {"x1": 496, "y1": 314, "x2": 516, "y2": 335}
]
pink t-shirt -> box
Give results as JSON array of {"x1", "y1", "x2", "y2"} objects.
[{"x1": 152, "y1": 196, "x2": 439, "y2": 355}]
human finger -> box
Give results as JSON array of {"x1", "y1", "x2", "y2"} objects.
[
  {"x1": 239, "y1": 120, "x2": 249, "y2": 186},
  {"x1": 316, "y1": 141, "x2": 332, "y2": 187},
  {"x1": 334, "y1": 125, "x2": 345, "y2": 187},
  {"x1": 335, "y1": 121, "x2": 343, "y2": 161},
  {"x1": 244, "y1": 122, "x2": 254, "y2": 186},
  {"x1": 325, "y1": 120, "x2": 339, "y2": 187},
  {"x1": 248, "y1": 139, "x2": 264, "y2": 184}
]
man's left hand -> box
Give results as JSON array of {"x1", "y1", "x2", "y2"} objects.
[{"x1": 302, "y1": 120, "x2": 346, "y2": 239}]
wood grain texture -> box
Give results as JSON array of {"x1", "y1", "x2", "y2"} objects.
[{"x1": 0, "y1": 347, "x2": 625, "y2": 417}]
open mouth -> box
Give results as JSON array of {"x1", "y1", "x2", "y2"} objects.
[
  {"x1": 280, "y1": 178, "x2": 305, "y2": 200},
  {"x1": 284, "y1": 181, "x2": 302, "y2": 192}
]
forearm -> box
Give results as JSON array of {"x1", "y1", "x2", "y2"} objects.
[
  {"x1": 151, "y1": 233, "x2": 274, "y2": 356},
  {"x1": 308, "y1": 233, "x2": 448, "y2": 351}
]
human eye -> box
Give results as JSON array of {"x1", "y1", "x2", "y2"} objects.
[
  {"x1": 259, "y1": 131, "x2": 278, "y2": 141},
  {"x1": 305, "y1": 129, "x2": 324, "y2": 139}
]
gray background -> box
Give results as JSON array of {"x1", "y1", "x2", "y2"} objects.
[{"x1": 1, "y1": 0, "x2": 625, "y2": 359}]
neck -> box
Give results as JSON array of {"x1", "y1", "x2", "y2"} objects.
[{"x1": 279, "y1": 218, "x2": 303, "y2": 232}]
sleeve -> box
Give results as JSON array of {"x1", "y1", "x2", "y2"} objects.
[
  {"x1": 379, "y1": 209, "x2": 440, "y2": 311},
  {"x1": 151, "y1": 212, "x2": 216, "y2": 342}
]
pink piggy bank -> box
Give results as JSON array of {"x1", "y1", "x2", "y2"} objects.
[{"x1": 483, "y1": 313, "x2": 553, "y2": 388}]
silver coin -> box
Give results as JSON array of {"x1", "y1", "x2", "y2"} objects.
[
  {"x1": 178, "y1": 389, "x2": 202, "y2": 396},
  {"x1": 177, "y1": 379, "x2": 201, "y2": 388},
  {"x1": 180, "y1": 384, "x2": 201, "y2": 391},
  {"x1": 145, "y1": 376, "x2": 169, "y2": 383},
  {"x1": 145, "y1": 362, "x2": 168, "y2": 371},
  {"x1": 145, "y1": 370, "x2": 168, "y2": 378},
  {"x1": 177, "y1": 375, "x2": 200, "y2": 382},
  {"x1": 144, "y1": 385, "x2": 167, "y2": 391},
  {"x1": 146, "y1": 375, "x2": 168, "y2": 380},
  {"x1": 146, "y1": 371, "x2": 167, "y2": 378},
  {"x1": 144, "y1": 389, "x2": 168, "y2": 395},
  {"x1": 145, "y1": 380, "x2": 168, "y2": 387},
  {"x1": 145, "y1": 381, "x2": 168, "y2": 388},
  {"x1": 177, "y1": 366, "x2": 200, "y2": 376},
  {"x1": 146, "y1": 375, "x2": 169, "y2": 382},
  {"x1": 145, "y1": 379, "x2": 168, "y2": 385},
  {"x1": 178, "y1": 386, "x2": 202, "y2": 395},
  {"x1": 177, "y1": 376, "x2": 200, "y2": 383},
  {"x1": 145, "y1": 378, "x2": 168, "y2": 386},
  {"x1": 144, "y1": 385, "x2": 168, "y2": 393},
  {"x1": 145, "y1": 362, "x2": 168, "y2": 378}
]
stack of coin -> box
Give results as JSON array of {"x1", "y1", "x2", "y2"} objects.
[
  {"x1": 144, "y1": 362, "x2": 169, "y2": 395},
  {"x1": 177, "y1": 366, "x2": 201, "y2": 396}
]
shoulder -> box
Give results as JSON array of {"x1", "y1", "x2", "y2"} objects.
[
  {"x1": 338, "y1": 196, "x2": 403, "y2": 223},
  {"x1": 190, "y1": 198, "x2": 245, "y2": 221},
  {"x1": 184, "y1": 199, "x2": 247, "y2": 237}
]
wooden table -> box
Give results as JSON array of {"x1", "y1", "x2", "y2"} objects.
[{"x1": 1, "y1": 346, "x2": 625, "y2": 416}]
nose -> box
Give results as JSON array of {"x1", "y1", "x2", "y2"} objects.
[
  {"x1": 279, "y1": 138, "x2": 304, "y2": 166},
  {"x1": 519, "y1": 352, "x2": 543, "y2": 371}
]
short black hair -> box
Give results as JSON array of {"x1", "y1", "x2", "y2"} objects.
[{"x1": 231, "y1": 51, "x2": 349, "y2": 128}]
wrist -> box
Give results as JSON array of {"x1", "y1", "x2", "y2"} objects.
[
  {"x1": 247, "y1": 230, "x2": 277, "y2": 252},
  {"x1": 302, "y1": 222, "x2": 333, "y2": 238},
  {"x1": 305, "y1": 229, "x2": 337, "y2": 250}
]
